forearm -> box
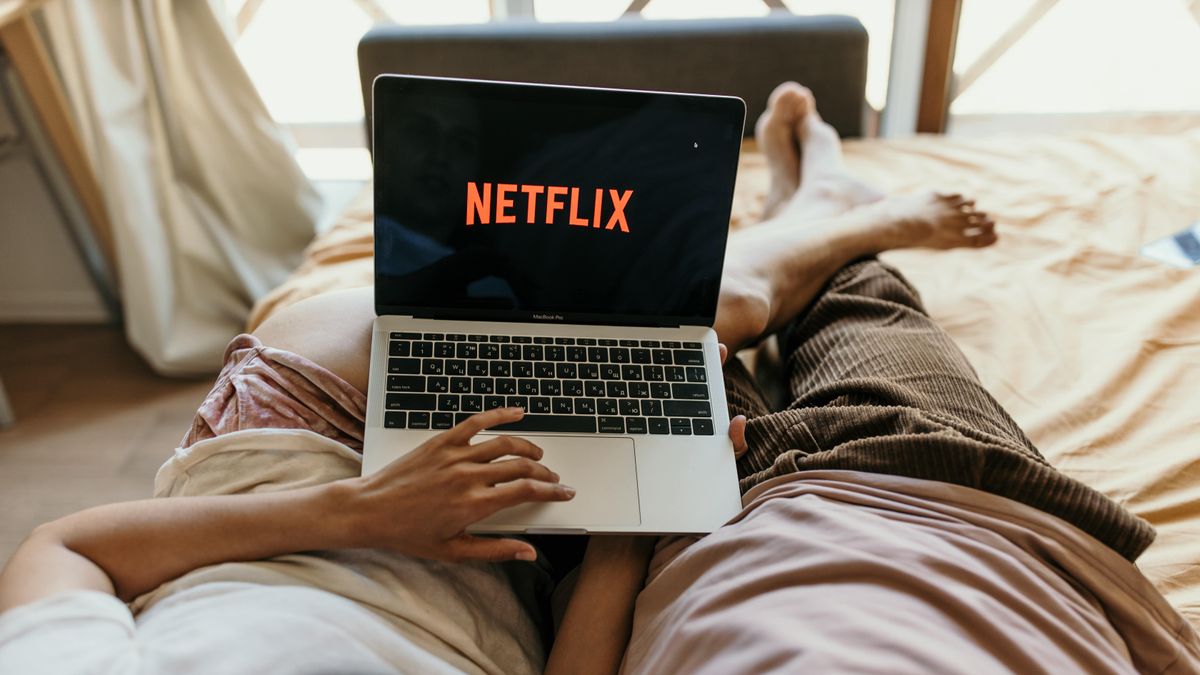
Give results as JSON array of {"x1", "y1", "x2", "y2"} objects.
[
  {"x1": 0, "y1": 480, "x2": 360, "y2": 611},
  {"x1": 546, "y1": 536, "x2": 655, "y2": 675}
]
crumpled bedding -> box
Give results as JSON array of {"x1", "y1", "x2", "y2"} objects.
[{"x1": 248, "y1": 128, "x2": 1200, "y2": 628}]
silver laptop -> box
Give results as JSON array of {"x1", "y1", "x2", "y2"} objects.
[{"x1": 362, "y1": 74, "x2": 745, "y2": 534}]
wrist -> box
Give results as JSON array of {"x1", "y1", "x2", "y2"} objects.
[{"x1": 310, "y1": 478, "x2": 370, "y2": 550}]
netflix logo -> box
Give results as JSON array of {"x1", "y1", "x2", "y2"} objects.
[{"x1": 466, "y1": 182, "x2": 633, "y2": 233}]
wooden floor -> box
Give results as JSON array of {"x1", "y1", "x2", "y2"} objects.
[{"x1": 0, "y1": 324, "x2": 212, "y2": 565}]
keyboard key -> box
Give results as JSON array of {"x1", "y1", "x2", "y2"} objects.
[
  {"x1": 650, "y1": 383, "x2": 672, "y2": 399},
  {"x1": 512, "y1": 336, "x2": 532, "y2": 344},
  {"x1": 437, "y1": 395, "x2": 459, "y2": 411},
  {"x1": 427, "y1": 377, "x2": 448, "y2": 393},
  {"x1": 579, "y1": 364, "x2": 599, "y2": 379},
  {"x1": 686, "y1": 367, "x2": 707, "y2": 383},
  {"x1": 496, "y1": 378, "x2": 517, "y2": 395},
  {"x1": 599, "y1": 398, "x2": 619, "y2": 415},
  {"x1": 412, "y1": 342, "x2": 433, "y2": 357},
  {"x1": 670, "y1": 418, "x2": 692, "y2": 435},
  {"x1": 666, "y1": 367, "x2": 686, "y2": 382},
  {"x1": 480, "y1": 344, "x2": 500, "y2": 360},
  {"x1": 468, "y1": 360, "x2": 488, "y2": 376},
  {"x1": 642, "y1": 400, "x2": 663, "y2": 417},
  {"x1": 585, "y1": 381, "x2": 606, "y2": 397},
  {"x1": 598, "y1": 416, "x2": 625, "y2": 433},
  {"x1": 577, "y1": 338, "x2": 597, "y2": 345},
  {"x1": 619, "y1": 339, "x2": 639, "y2": 347},
  {"x1": 639, "y1": 339, "x2": 661, "y2": 348},
  {"x1": 387, "y1": 375, "x2": 424, "y2": 392},
  {"x1": 432, "y1": 412, "x2": 454, "y2": 429},
  {"x1": 462, "y1": 395, "x2": 482, "y2": 412},
  {"x1": 643, "y1": 365, "x2": 664, "y2": 381},
  {"x1": 672, "y1": 383, "x2": 710, "y2": 400},
  {"x1": 631, "y1": 348, "x2": 651, "y2": 364},
  {"x1": 485, "y1": 396, "x2": 505, "y2": 410},
  {"x1": 489, "y1": 361, "x2": 511, "y2": 377},
  {"x1": 563, "y1": 380, "x2": 584, "y2": 396},
  {"x1": 483, "y1": 414, "x2": 597, "y2": 434},
  {"x1": 533, "y1": 336, "x2": 553, "y2": 344},
  {"x1": 518, "y1": 379, "x2": 539, "y2": 395},
  {"x1": 389, "y1": 341, "x2": 411, "y2": 357},
  {"x1": 652, "y1": 349, "x2": 673, "y2": 365},
  {"x1": 566, "y1": 346, "x2": 587, "y2": 362},
  {"x1": 539, "y1": 380, "x2": 562, "y2": 396},
  {"x1": 386, "y1": 393, "x2": 436, "y2": 410},
  {"x1": 601, "y1": 364, "x2": 622, "y2": 380},
  {"x1": 451, "y1": 377, "x2": 471, "y2": 393},
  {"x1": 421, "y1": 359, "x2": 444, "y2": 375},
  {"x1": 422, "y1": 333, "x2": 445, "y2": 340},
  {"x1": 506, "y1": 395, "x2": 528, "y2": 409},
  {"x1": 384, "y1": 411, "x2": 406, "y2": 428},
  {"x1": 556, "y1": 363, "x2": 577, "y2": 379},
  {"x1": 490, "y1": 335, "x2": 510, "y2": 343},
  {"x1": 683, "y1": 342, "x2": 703, "y2": 349},
  {"x1": 524, "y1": 345, "x2": 544, "y2": 361},
  {"x1": 446, "y1": 360, "x2": 466, "y2": 376},
  {"x1": 389, "y1": 358, "x2": 420, "y2": 374},
  {"x1": 649, "y1": 417, "x2": 669, "y2": 434},
  {"x1": 599, "y1": 339, "x2": 618, "y2": 346},
  {"x1": 587, "y1": 347, "x2": 608, "y2": 362},
  {"x1": 619, "y1": 400, "x2": 640, "y2": 416},
  {"x1": 630, "y1": 382, "x2": 649, "y2": 398},
  {"x1": 447, "y1": 333, "x2": 466, "y2": 341},
  {"x1": 535, "y1": 363, "x2": 555, "y2": 378},
  {"x1": 502, "y1": 344, "x2": 521, "y2": 360},
  {"x1": 621, "y1": 365, "x2": 643, "y2": 381},
  {"x1": 469, "y1": 334, "x2": 487, "y2": 342},
  {"x1": 531, "y1": 397, "x2": 551, "y2": 413},
  {"x1": 693, "y1": 419, "x2": 714, "y2": 435},
  {"x1": 434, "y1": 343, "x2": 455, "y2": 358},
  {"x1": 610, "y1": 348, "x2": 630, "y2": 364},
  {"x1": 555, "y1": 337, "x2": 575, "y2": 345},
  {"x1": 391, "y1": 332, "x2": 421, "y2": 340},
  {"x1": 664, "y1": 400, "x2": 712, "y2": 417},
  {"x1": 473, "y1": 378, "x2": 495, "y2": 394},
  {"x1": 553, "y1": 398, "x2": 573, "y2": 414},
  {"x1": 626, "y1": 417, "x2": 648, "y2": 434},
  {"x1": 673, "y1": 350, "x2": 705, "y2": 366},
  {"x1": 514, "y1": 361, "x2": 534, "y2": 378},
  {"x1": 606, "y1": 381, "x2": 628, "y2": 398},
  {"x1": 663, "y1": 341, "x2": 682, "y2": 349},
  {"x1": 457, "y1": 343, "x2": 478, "y2": 359},
  {"x1": 408, "y1": 412, "x2": 430, "y2": 429},
  {"x1": 575, "y1": 398, "x2": 596, "y2": 414}
]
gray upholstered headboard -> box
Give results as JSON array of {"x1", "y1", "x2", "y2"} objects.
[{"x1": 357, "y1": 15, "x2": 868, "y2": 146}]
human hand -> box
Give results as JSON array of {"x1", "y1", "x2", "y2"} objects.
[
  {"x1": 347, "y1": 407, "x2": 574, "y2": 562},
  {"x1": 718, "y1": 343, "x2": 749, "y2": 458}
]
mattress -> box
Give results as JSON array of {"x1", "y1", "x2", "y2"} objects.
[{"x1": 248, "y1": 128, "x2": 1200, "y2": 627}]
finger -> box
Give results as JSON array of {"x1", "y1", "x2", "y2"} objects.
[
  {"x1": 445, "y1": 407, "x2": 525, "y2": 444},
  {"x1": 729, "y1": 415, "x2": 749, "y2": 458},
  {"x1": 466, "y1": 434, "x2": 544, "y2": 463},
  {"x1": 718, "y1": 343, "x2": 728, "y2": 365},
  {"x1": 476, "y1": 457, "x2": 560, "y2": 486},
  {"x1": 443, "y1": 534, "x2": 538, "y2": 563},
  {"x1": 485, "y1": 479, "x2": 576, "y2": 512}
]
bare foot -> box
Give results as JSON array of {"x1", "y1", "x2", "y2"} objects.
[
  {"x1": 780, "y1": 102, "x2": 885, "y2": 220},
  {"x1": 754, "y1": 82, "x2": 811, "y2": 220},
  {"x1": 850, "y1": 191, "x2": 998, "y2": 251}
]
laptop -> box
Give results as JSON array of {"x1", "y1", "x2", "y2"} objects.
[{"x1": 362, "y1": 74, "x2": 746, "y2": 534}]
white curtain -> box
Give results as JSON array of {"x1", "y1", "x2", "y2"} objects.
[{"x1": 40, "y1": 0, "x2": 321, "y2": 375}]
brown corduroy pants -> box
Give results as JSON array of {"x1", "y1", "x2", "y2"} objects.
[{"x1": 723, "y1": 259, "x2": 1155, "y2": 562}]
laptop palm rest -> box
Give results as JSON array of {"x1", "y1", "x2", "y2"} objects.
[{"x1": 470, "y1": 435, "x2": 642, "y2": 531}]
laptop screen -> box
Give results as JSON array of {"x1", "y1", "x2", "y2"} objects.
[{"x1": 373, "y1": 75, "x2": 744, "y2": 327}]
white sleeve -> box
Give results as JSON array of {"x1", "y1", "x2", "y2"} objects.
[{"x1": 0, "y1": 591, "x2": 139, "y2": 675}]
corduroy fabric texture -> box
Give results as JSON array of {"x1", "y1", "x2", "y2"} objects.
[{"x1": 722, "y1": 259, "x2": 1155, "y2": 562}]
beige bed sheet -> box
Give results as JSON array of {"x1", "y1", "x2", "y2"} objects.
[{"x1": 249, "y1": 129, "x2": 1200, "y2": 627}]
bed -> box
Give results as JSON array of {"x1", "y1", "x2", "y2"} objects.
[{"x1": 248, "y1": 16, "x2": 1200, "y2": 629}]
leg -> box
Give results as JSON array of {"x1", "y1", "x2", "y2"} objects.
[{"x1": 251, "y1": 287, "x2": 375, "y2": 393}]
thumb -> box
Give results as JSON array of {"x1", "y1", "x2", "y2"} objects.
[
  {"x1": 444, "y1": 534, "x2": 538, "y2": 563},
  {"x1": 729, "y1": 415, "x2": 749, "y2": 458}
]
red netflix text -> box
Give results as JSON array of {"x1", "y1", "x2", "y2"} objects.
[{"x1": 466, "y1": 182, "x2": 633, "y2": 233}]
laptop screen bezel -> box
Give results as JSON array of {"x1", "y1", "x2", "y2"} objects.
[{"x1": 372, "y1": 74, "x2": 746, "y2": 328}]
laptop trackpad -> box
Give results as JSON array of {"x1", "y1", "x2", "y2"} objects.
[{"x1": 470, "y1": 435, "x2": 641, "y2": 531}]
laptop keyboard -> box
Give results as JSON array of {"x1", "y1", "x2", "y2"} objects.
[{"x1": 382, "y1": 332, "x2": 714, "y2": 435}]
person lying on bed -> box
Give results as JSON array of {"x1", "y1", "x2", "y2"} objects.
[{"x1": 1, "y1": 83, "x2": 1193, "y2": 675}]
